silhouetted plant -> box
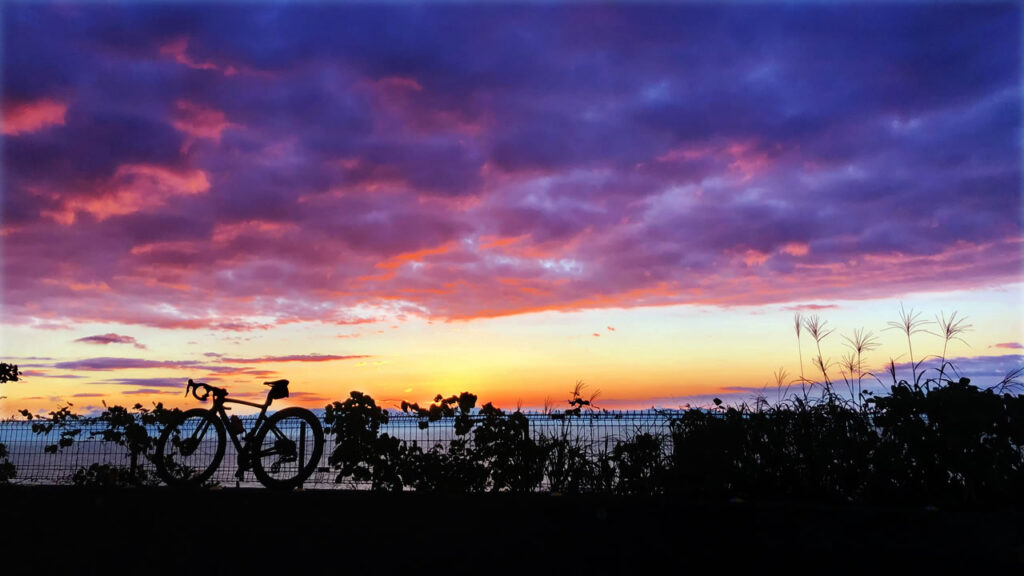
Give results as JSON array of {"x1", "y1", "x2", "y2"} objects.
[
  {"x1": 671, "y1": 393, "x2": 877, "y2": 502},
  {"x1": 930, "y1": 310, "x2": 972, "y2": 389},
  {"x1": 609, "y1": 432, "x2": 668, "y2": 495},
  {"x1": 399, "y1": 391, "x2": 486, "y2": 492},
  {"x1": 20, "y1": 404, "x2": 83, "y2": 454},
  {"x1": 472, "y1": 403, "x2": 544, "y2": 492},
  {"x1": 401, "y1": 438, "x2": 488, "y2": 493},
  {"x1": 324, "y1": 391, "x2": 407, "y2": 491},
  {"x1": 867, "y1": 375, "x2": 1024, "y2": 504},
  {"x1": 0, "y1": 362, "x2": 19, "y2": 386},
  {"x1": 793, "y1": 313, "x2": 805, "y2": 383},
  {"x1": 90, "y1": 402, "x2": 176, "y2": 485},
  {"x1": 18, "y1": 401, "x2": 175, "y2": 486},
  {"x1": 0, "y1": 362, "x2": 20, "y2": 482},
  {"x1": 538, "y1": 382, "x2": 606, "y2": 494},
  {"x1": 802, "y1": 314, "x2": 835, "y2": 394},
  {"x1": 401, "y1": 392, "x2": 477, "y2": 435},
  {"x1": 885, "y1": 302, "x2": 932, "y2": 389},
  {"x1": 841, "y1": 328, "x2": 879, "y2": 409},
  {"x1": 71, "y1": 463, "x2": 139, "y2": 488}
]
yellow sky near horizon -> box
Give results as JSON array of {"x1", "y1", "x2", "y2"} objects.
[{"x1": 2, "y1": 284, "x2": 1022, "y2": 417}]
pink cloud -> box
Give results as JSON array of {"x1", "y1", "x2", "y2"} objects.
[
  {"x1": 45, "y1": 163, "x2": 210, "y2": 224},
  {"x1": 992, "y1": 342, "x2": 1024, "y2": 350},
  {"x1": 160, "y1": 37, "x2": 237, "y2": 76},
  {"x1": 2, "y1": 98, "x2": 67, "y2": 136},
  {"x1": 172, "y1": 100, "x2": 236, "y2": 141}
]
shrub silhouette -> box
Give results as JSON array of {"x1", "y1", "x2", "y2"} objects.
[
  {"x1": 868, "y1": 377, "x2": 1024, "y2": 504},
  {"x1": 18, "y1": 401, "x2": 177, "y2": 487},
  {"x1": 400, "y1": 392, "x2": 487, "y2": 492},
  {"x1": 669, "y1": 397, "x2": 876, "y2": 501},
  {"x1": 324, "y1": 391, "x2": 407, "y2": 491},
  {"x1": 536, "y1": 383, "x2": 612, "y2": 494},
  {"x1": 609, "y1": 432, "x2": 668, "y2": 495},
  {"x1": 471, "y1": 403, "x2": 544, "y2": 492},
  {"x1": 0, "y1": 362, "x2": 19, "y2": 482}
]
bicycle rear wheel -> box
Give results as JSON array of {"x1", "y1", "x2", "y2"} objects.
[
  {"x1": 154, "y1": 408, "x2": 226, "y2": 487},
  {"x1": 251, "y1": 407, "x2": 324, "y2": 490}
]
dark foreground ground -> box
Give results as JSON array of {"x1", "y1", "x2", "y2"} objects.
[{"x1": 1, "y1": 486, "x2": 1021, "y2": 573}]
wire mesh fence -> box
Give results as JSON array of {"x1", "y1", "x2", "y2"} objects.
[{"x1": 0, "y1": 410, "x2": 680, "y2": 489}]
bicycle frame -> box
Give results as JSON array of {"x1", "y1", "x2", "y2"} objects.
[
  {"x1": 186, "y1": 379, "x2": 286, "y2": 481},
  {"x1": 209, "y1": 395, "x2": 275, "y2": 478}
]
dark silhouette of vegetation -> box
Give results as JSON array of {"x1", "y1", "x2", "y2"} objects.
[
  {"x1": 537, "y1": 383, "x2": 614, "y2": 494},
  {"x1": 0, "y1": 362, "x2": 19, "y2": 482},
  {"x1": 19, "y1": 401, "x2": 177, "y2": 487},
  {"x1": 324, "y1": 391, "x2": 408, "y2": 491},
  {"x1": 4, "y1": 305, "x2": 1022, "y2": 504},
  {"x1": 311, "y1": 305, "x2": 1022, "y2": 504}
]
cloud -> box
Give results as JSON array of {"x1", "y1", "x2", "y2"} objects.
[
  {"x1": 2, "y1": 98, "x2": 66, "y2": 135},
  {"x1": 102, "y1": 377, "x2": 188, "y2": 389},
  {"x1": 2, "y1": 4, "x2": 1019, "y2": 328},
  {"x1": 18, "y1": 370, "x2": 84, "y2": 379},
  {"x1": 220, "y1": 354, "x2": 370, "y2": 364},
  {"x1": 52, "y1": 357, "x2": 203, "y2": 371},
  {"x1": 992, "y1": 342, "x2": 1024, "y2": 350},
  {"x1": 74, "y1": 333, "x2": 147, "y2": 349},
  {"x1": 783, "y1": 304, "x2": 839, "y2": 312},
  {"x1": 875, "y1": 354, "x2": 1024, "y2": 387}
]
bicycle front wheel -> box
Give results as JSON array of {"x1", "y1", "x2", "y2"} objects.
[
  {"x1": 154, "y1": 408, "x2": 226, "y2": 487},
  {"x1": 251, "y1": 407, "x2": 324, "y2": 490}
]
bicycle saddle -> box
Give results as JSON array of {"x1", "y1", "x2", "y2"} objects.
[{"x1": 264, "y1": 379, "x2": 289, "y2": 387}]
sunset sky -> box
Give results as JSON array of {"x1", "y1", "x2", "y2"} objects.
[{"x1": 2, "y1": 3, "x2": 1021, "y2": 416}]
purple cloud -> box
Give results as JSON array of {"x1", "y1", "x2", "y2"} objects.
[
  {"x1": 52, "y1": 357, "x2": 201, "y2": 371},
  {"x1": 102, "y1": 377, "x2": 187, "y2": 389},
  {"x1": 220, "y1": 354, "x2": 370, "y2": 364},
  {"x1": 74, "y1": 333, "x2": 147, "y2": 349}
]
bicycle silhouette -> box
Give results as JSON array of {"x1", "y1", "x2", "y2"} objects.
[{"x1": 155, "y1": 379, "x2": 324, "y2": 490}]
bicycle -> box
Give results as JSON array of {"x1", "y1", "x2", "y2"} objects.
[{"x1": 154, "y1": 378, "x2": 324, "y2": 490}]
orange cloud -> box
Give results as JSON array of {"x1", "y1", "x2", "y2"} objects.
[
  {"x1": 3, "y1": 98, "x2": 67, "y2": 136},
  {"x1": 374, "y1": 241, "x2": 458, "y2": 271}
]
